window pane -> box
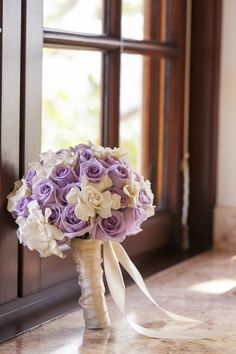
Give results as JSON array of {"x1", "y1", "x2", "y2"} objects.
[
  {"x1": 42, "y1": 49, "x2": 101, "y2": 152},
  {"x1": 119, "y1": 54, "x2": 143, "y2": 172},
  {"x1": 43, "y1": 0, "x2": 102, "y2": 34},
  {"x1": 122, "y1": 0, "x2": 144, "y2": 40}
]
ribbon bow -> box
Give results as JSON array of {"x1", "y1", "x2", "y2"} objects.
[{"x1": 103, "y1": 241, "x2": 208, "y2": 340}]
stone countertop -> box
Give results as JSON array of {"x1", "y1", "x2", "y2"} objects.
[{"x1": 1, "y1": 250, "x2": 236, "y2": 354}]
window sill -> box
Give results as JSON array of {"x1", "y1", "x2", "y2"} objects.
[
  {"x1": 0, "y1": 246, "x2": 195, "y2": 344},
  {"x1": 0, "y1": 249, "x2": 235, "y2": 351}
]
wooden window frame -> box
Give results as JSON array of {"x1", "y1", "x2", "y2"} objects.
[
  {"x1": 19, "y1": 0, "x2": 189, "y2": 297},
  {"x1": 0, "y1": 0, "x2": 21, "y2": 304},
  {"x1": 0, "y1": 0, "x2": 222, "y2": 343}
]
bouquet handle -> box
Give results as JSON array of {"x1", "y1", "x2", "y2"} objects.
[{"x1": 71, "y1": 238, "x2": 110, "y2": 329}]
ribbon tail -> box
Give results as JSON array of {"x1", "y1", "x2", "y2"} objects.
[
  {"x1": 103, "y1": 240, "x2": 125, "y2": 314},
  {"x1": 111, "y1": 242, "x2": 199, "y2": 324},
  {"x1": 103, "y1": 241, "x2": 207, "y2": 340}
]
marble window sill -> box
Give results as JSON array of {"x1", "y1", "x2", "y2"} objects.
[{"x1": 1, "y1": 249, "x2": 236, "y2": 354}]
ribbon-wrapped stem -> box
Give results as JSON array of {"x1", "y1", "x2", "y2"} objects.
[
  {"x1": 72, "y1": 238, "x2": 209, "y2": 339},
  {"x1": 71, "y1": 238, "x2": 110, "y2": 329}
]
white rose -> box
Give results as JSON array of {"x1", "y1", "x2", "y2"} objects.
[
  {"x1": 111, "y1": 147, "x2": 127, "y2": 159},
  {"x1": 7, "y1": 179, "x2": 31, "y2": 212},
  {"x1": 140, "y1": 179, "x2": 155, "y2": 218},
  {"x1": 40, "y1": 149, "x2": 77, "y2": 167},
  {"x1": 91, "y1": 144, "x2": 127, "y2": 161},
  {"x1": 142, "y1": 179, "x2": 154, "y2": 203},
  {"x1": 16, "y1": 200, "x2": 64, "y2": 258},
  {"x1": 145, "y1": 205, "x2": 155, "y2": 218},
  {"x1": 123, "y1": 174, "x2": 140, "y2": 207},
  {"x1": 81, "y1": 174, "x2": 113, "y2": 192},
  {"x1": 67, "y1": 178, "x2": 121, "y2": 221}
]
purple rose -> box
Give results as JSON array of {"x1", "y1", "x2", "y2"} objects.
[
  {"x1": 109, "y1": 186, "x2": 128, "y2": 208},
  {"x1": 60, "y1": 204, "x2": 90, "y2": 238},
  {"x1": 80, "y1": 157, "x2": 106, "y2": 182},
  {"x1": 91, "y1": 210, "x2": 127, "y2": 242},
  {"x1": 14, "y1": 196, "x2": 32, "y2": 218},
  {"x1": 105, "y1": 156, "x2": 121, "y2": 166},
  {"x1": 134, "y1": 207, "x2": 147, "y2": 226},
  {"x1": 139, "y1": 189, "x2": 151, "y2": 208},
  {"x1": 108, "y1": 164, "x2": 130, "y2": 188},
  {"x1": 50, "y1": 164, "x2": 78, "y2": 187},
  {"x1": 32, "y1": 179, "x2": 58, "y2": 205},
  {"x1": 24, "y1": 168, "x2": 36, "y2": 185},
  {"x1": 72, "y1": 143, "x2": 90, "y2": 152},
  {"x1": 72, "y1": 144, "x2": 94, "y2": 162},
  {"x1": 123, "y1": 207, "x2": 146, "y2": 236},
  {"x1": 58, "y1": 182, "x2": 81, "y2": 206},
  {"x1": 79, "y1": 148, "x2": 94, "y2": 163},
  {"x1": 74, "y1": 147, "x2": 94, "y2": 175},
  {"x1": 45, "y1": 205, "x2": 61, "y2": 228}
]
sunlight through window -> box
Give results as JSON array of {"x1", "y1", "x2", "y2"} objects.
[{"x1": 189, "y1": 278, "x2": 236, "y2": 294}]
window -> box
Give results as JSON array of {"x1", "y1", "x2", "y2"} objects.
[
  {"x1": 0, "y1": 0, "x2": 221, "y2": 343},
  {"x1": 18, "y1": 0, "x2": 188, "y2": 296}
]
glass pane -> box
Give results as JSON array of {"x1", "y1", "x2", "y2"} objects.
[
  {"x1": 119, "y1": 54, "x2": 143, "y2": 172},
  {"x1": 44, "y1": 0, "x2": 102, "y2": 34},
  {"x1": 122, "y1": 0, "x2": 144, "y2": 40},
  {"x1": 42, "y1": 49, "x2": 101, "y2": 152}
]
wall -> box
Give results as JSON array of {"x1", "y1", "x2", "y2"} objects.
[{"x1": 214, "y1": 0, "x2": 236, "y2": 249}]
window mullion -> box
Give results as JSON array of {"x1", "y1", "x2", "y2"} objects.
[
  {"x1": 0, "y1": 0, "x2": 21, "y2": 304},
  {"x1": 19, "y1": 0, "x2": 43, "y2": 296},
  {"x1": 164, "y1": 1, "x2": 188, "y2": 240},
  {"x1": 101, "y1": 0, "x2": 121, "y2": 147},
  {"x1": 142, "y1": 1, "x2": 162, "y2": 202}
]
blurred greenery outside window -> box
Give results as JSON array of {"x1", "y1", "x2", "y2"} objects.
[{"x1": 42, "y1": 0, "x2": 144, "y2": 172}]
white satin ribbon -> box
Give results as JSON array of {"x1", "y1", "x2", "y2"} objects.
[
  {"x1": 71, "y1": 238, "x2": 110, "y2": 329},
  {"x1": 103, "y1": 241, "x2": 210, "y2": 340}
]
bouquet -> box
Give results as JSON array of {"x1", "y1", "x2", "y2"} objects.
[
  {"x1": 7, "y1": 143, "x2": 206, "y2": 339},
  {"x1": 7, "y1": 142, "x2": 156, "y2": 331},
  {"x1": 7, "y1": 143, "x2": 155, "y2": 258}
]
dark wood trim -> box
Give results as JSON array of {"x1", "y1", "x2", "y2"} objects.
[
  {"x1": 142, "y1": 1, "x2": 161, "y2": 193},
  {"x1": 0, "y1": 0, "x2": 21, "y2": 304},
  {"x1": 101, "y1": 0, "x2": 121, "y2": 147},
  {"x1": 123, "y1": 209, "x2": 173, "y2": 256},
  {"x1": 102, "y1": 50, "x2": 120, "y2": 147},
  {"x1": 103, "y1": 0, "x2": 121, "y2": 36},
  {"x1": 164, "y1": 0, "x2": 188, "y2": 245},
  {"x1": 43, "y1": 30, "x2": 178, "y2": 57},
  {"x1": 19, "y1": 0, "x2": 43, "y2": 296},
  {"x1": 0, "y1": 278, "x2": 79, "y2": 344},
  {"x1": 188, "y1": 0, "x2": 222, "y2": 250}
]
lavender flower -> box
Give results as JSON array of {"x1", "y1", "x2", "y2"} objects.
[
  {"x1": 60, "y1": 204, "x2": 91, "y2": 238},
  {"x1": 50, "y1": 164, "x2": 78, "y2": 187},
  {"x1": 139, "y1": 189, "x2": 152, "y2": 208},
  {"x1": 80, "y1": 157, "x2": 106, "y2": 182},
  {"x1": 14, "y1": 196, "x2": 32, "y2": 218},
  {"x1": 24, "y1": 168, "x2": 36, "y2": 185},
  {"x1": 91, "y1": 210, "x2": 127, "y2": 242},
  {"x1": 32, "y1": 179, "x2": 58, "y2": 205},
  {"x1": 105, "y1": 155, "x2": 121, "y2": 166},
  {"x1": 44, "y1": 204, "x2": 61, "y2": 228},
  {"x1": 58, "y1": 182, "x2": 81, "y2": 206},
  {"x1": 73, "y1": 144, "x2": 94, "y2": 163},
  {"x1": 108, "y1": 164, "x2": 130, "y2": 188}
]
